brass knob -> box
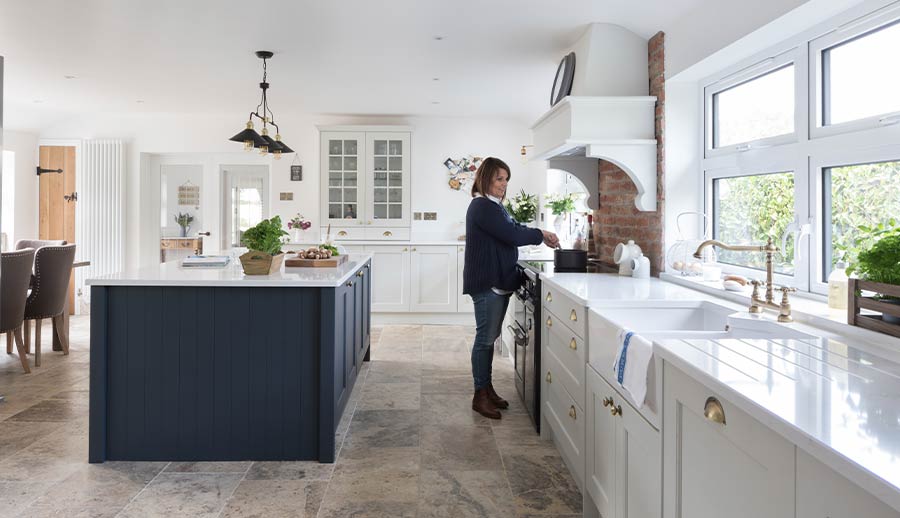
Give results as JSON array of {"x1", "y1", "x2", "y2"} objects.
[
  {"x1": 383, "y1": 231, "x2": 393, "y2": 237},
  {"x1": 546, "y1": 317, "x2": 552, "y2": 328},
  {"x1": 546, "y1": 292, "x2": 552, "y2": 302},
  {"x1": 569, "y1": 338, "x2": 577, "y2": 350},
  {"x1": 403, "y1": 247, "x2": 409, "y2": 252},
  {"x1": 546, "y1": 371, "x2": 552, "y2": 383},
  {"x1": 610, "y1": 404, "x2": 622, "y2": 417},
  {"x1": 367, "y1": 220, "x2": 372, "y2": 225},
  {"x1": 570, "y1": 309, "x2": 578, "y2": 322},
  {"x1": 338, "y1": 231, "x2": 348, "y2": 236},
  {"x1": 568, "y1": 406, "x2": 577, "y2": 420},
  {"x1": 356, "y1": 270, "x2": 364, "y2": 277},
  {"x1": 704, "y1": 397, "x2": 726, "y2": 425},
  {"x1": 347, "y1": 281, "x2": 354, "y2": 287},
  {"x1": 602, "y1": 397, "x2": 613, "y2": 407},
  {"x1": 412, "y1": 247, "x2": 417, "y2": 252}
]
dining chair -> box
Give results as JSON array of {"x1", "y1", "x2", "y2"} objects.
[
  {"x1": 23, "y1": 244, "x2": 76, "y2": 367},
  {"x1": 14, "y1": 239, "x2": 67, "y2": 251},
  {"x1": 1, "y1": 248, "x2": 36, "y2": 373}
]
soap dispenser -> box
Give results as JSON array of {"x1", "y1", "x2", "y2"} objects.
[{"x1": 828, "y1": 261, "x2": 849, "y2": 310}]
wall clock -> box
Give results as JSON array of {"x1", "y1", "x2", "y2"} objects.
[{"x1": 551, "y1": 52, "x2": 576, "y2": 107}]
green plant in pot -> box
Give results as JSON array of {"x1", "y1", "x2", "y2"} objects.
[
  {"x1": 240, "y1": 216, "x2": 289, "y2": 275},
  {"x1": 849, "y1": 225, "x2": 900, "y2": 324},
  {"x1": 504, "y1": 189, "x2": 538, "y2": 224}
]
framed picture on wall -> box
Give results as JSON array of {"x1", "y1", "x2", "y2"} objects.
[{"x1": 290, "y1": 165, "x2": 302, "y2": 181}]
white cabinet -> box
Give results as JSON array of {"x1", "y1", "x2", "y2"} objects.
[
  {"x1": 410, "y1": 246, "x2": 458, "y2": 313},
  {"x1": 586, "y1": 365, "x2": 660, "y2": 518},
  {"x1": 796, "y1": 450, "x2": 899, "y2": 518},
  {"x1": 320, "y1": 128, "x2": 411, "y2": 235},
  {"x1": 456, "y1": 245, "x2": 474, "y2": 312},
  {"x1": 663, "y1": 362, "x2": 795, "y2": 518},
  {"x1": 368, "y1": 245, "x2": 411, "y2": 312}
]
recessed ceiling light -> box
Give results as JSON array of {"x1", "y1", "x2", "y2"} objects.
[
  {"x1": 433, "y1": 36, "x2": 444, "y2": 41},
  {"x1": 136, "y1": 100, "x2": 145, "y2": 104},
  {"x1": 432, "y1": 78, "x2": 440, "y2": 81},
  {"x1": 33, "y1": 99, "x2": 43, "y2": 104},
  {"x1": 64, "y1": 75, "x2": 77, "y2": 80},
  {"x1": 431, "y1": 101, "x2": 440, "y2": 105}
]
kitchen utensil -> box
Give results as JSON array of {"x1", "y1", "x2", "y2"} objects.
[
  {"x1": 554, "y1": 249, "x2": 587, "y2": 272},
  {"x1": 613, "y1": 240, "x2": 642, "y2": 276},
  {"x1": 631, "y1": 253, "x2": 650, "y2": 279},
  {"x1": 666, "y1": 211, "x2": 716, "y2": 276}
]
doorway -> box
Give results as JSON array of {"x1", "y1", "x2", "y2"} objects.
[
  {"x1": 38, "y1": 145, "x2": 76, "y2": 313},
  {"x1": 222, "y1": 165, "x2": 269, "y2": 250}
]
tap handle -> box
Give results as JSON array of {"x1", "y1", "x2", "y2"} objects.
[{"x1": 778, "y1": 285, "x2": 796, "y2": 304}]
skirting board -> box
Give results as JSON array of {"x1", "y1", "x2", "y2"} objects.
[{"x1": 373, "y1": 312, "x2": 476, "y2": 326}]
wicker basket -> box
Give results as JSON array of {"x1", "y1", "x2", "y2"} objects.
[
  {"x1": 239, "y1": 251, "x2": 285, "y2": 275},
  {"x1": 848, "y1": 278, "x2": 900, "y2": 338}
]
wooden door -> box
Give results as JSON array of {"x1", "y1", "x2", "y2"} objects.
[{"x1": 38, "y1": 146, "x2": 76, "y2": 314}]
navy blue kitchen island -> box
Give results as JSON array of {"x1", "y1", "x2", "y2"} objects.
[{"x1": 86, "y1": 254, "x2": 372, "y2": 463}]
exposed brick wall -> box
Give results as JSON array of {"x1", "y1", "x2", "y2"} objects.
[{"x1": 592, "y1": 31, "x2": 666, "y2": 276}]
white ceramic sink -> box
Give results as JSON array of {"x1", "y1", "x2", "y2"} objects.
[{"x1": 596, "y1": 300, "x2": 732, "y2": 333}]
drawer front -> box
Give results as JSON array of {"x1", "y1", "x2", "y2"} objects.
[
  {"x1": 544, "y1": 355, "x2": 585, "y2": 488},
  {"x1": 545, "y1": 309, "x2": 586, "y2": 409},
  {"x1": 323, "y1": 226, "x2": 364, "y2": 241},
  {"x1": 542, "y1": 284, "x2": 586, "y2": 339},
  {"x1": 364, "y1": 227, "x2": 411, "y2": 241}
]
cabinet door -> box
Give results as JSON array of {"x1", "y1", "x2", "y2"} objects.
[
  {"x1": 332, "y1": 284, "x2": 352, "y2": 416},
  {"x1": 321, "y1": 132, "x2": 365, "y2": 227},
  {"x1": 366, "y1": 133, "x2": 410, "y2": 227},
  {"x1": 361, "y1": 261, "x2": 371, "y2": 356},
  {"x1": 456, "y1": 245, "x2": 474, "y2": 312},
  {"x1": 663, "y1": 362, "x2": 795, "y2": 518},
  {"x1": 616, "y1": 390, "x2": 661, "y2": 518},
  {"x1": 344, "y1": 279, "x2": 358, "y2": 386},
  {"x1": 367, "y1": 245, "x2": 410, "y2": 312},
  {"x1": 796, "y1": 450, "x2": 899, "y2": 518},
  {"x1": 586, "y1": 366, "x2": 616, "y2": 518},
  {"x1": 410, "y1": 246, "x2": 457, "y2": 312}
]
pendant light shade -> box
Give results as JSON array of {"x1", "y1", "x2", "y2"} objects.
[
  {"x1": 229, "y1": 122, "x2": 267, "y2": 150},
  {"x1": 230, "y1": 51, "x2": 292, "y2": 156}
]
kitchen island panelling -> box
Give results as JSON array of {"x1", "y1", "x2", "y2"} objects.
[{"x1": 86, "y1": 254, "x2": 372, "y2": 464}]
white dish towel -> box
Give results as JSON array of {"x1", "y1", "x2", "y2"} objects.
[{"x1": 612, "y1": 328, "x2": 654, "y2": 408}]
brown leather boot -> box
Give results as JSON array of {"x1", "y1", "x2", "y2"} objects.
[
  {"x1": 486, "y1": 383, "x2": 509, "y2": 409},
  {"x1": 472, "y1": 388, "x2": 501, "y2": 419}
]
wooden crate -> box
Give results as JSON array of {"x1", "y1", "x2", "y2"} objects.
[
  {"x1": 239, "y1": 251, "x2": 285, "y2": 275},
  {"x1": 848, "y1": 278, "x2": 900, "y2": 338},
  {"x1": 285, "y1": 254, "x2": 348, "y2": 268}
]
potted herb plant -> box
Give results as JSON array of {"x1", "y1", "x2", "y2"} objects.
[
  {"x1": 849, "y1": 225, "x2": 900, "y2": 324},
  {"x1": 504, "y1": 189, "x2": 538, "y2": 224},
  {"x1": 174, "y1": 212, "x2": 194, "y2": 237},
  {"x1": 239, "y1": 216, "x2": 289, "y2": 275}
]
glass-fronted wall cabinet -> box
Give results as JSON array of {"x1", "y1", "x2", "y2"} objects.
[{"x1": 320, "y1": 127, "x2": 411, "y2": 239}]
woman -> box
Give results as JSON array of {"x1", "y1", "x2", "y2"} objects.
[{"x1": 463, "y1": 157, "x2": 559, "y2": 419}]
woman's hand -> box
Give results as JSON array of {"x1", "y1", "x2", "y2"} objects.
[{"x1": 541, "y1": 230, "x2": 560, "y2": 249}]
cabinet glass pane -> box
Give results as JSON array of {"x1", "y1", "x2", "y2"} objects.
[
  {"x1": 374, "y1": 140, "x2": 387, "y2": 155},
  {"x1": 329, "y1": 173, "x2": 342, "y2": 186},
  {"x1": 329, "y1": 140, "x2": 342, "y2": 155},
  {"x1": 344, "y1": 173, "x2": 357, "y2": 187},
  {"x1": 389, "y1": 140, "x2": 402, "y2": 155},
  {"x1": 329, "y1": 188, "x2": 342, "y2": 202},
  {"x1": 344, "y1": 140, "x2": 357, "y2": 155},
  {"x1": 344, "y1": 157, "x2": 357, "y2": 171},
  {"x1": 374, "y1": 157, "x2": 387, "y2": 172},
  {"x1": 329, "y1": 204, "x2": 342, "y2": 219},
  {"x1": 388, "y1": 157, "x2": 402, "y2": 171},
  {"x1": 344, "y1": 189, "x2": 357, "y2": 202},
  {"x1": 329, "y1": 156, "x2": 342, "y2": 171},
  {"x1": 342, "y1": 204, "x2": 357, "y2": 219},
  {"x1": 374, "y1": 204, "x2": 387, "y2": 219},
  {"x1": 374, "y1": 188, "x2": 387, "y2": 203},
  {"x1": 389, "y1": 188, "x2": 402, "y2": 202},
  {"x1": 389, "y1": 172, "x2": 402, "y2": 186},
  {"x1": 374, "y1": 172, "x2": 387, "y2": 186},
  {"x1": 389, "y1": 204, "x2": 402, "y2": 219}
]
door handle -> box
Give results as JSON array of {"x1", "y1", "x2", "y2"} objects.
[
  {"x1": 569, "y1": 338, "x2": 577, "y2": 350},
  {"x1": 383, "y1": 231, "x2": 393, "y2": 237},
  {"x1": 602, "y1": 397, "x2": 613, "y2": 407},
  {"x1": 704, "y1": 397, "x2": 726, "y2": 425},
  {"x1": 610, "y1": 404, "x2": 623, "y2": 417},
  {"x1": 546, "y1": 292, "x2": 552, "y2": 302},
  {"x1": 568, "y1": 406, "x2": 577, "y2": 420},
  {"x1": 338, "y1": 231, "x2": 348, "y2": 237},
  {"x1": 197, "y1": 231, "x2": 211, "y2": 236},
  {"x1": 546, "y1": 371, "x2": 552, "y2": 383},
  {"x1": 570, "y1": 309, "x2": 578, "y2": 322},
  {"x1": 546, "y1": 317, "x2": 552, "y2": 328}
]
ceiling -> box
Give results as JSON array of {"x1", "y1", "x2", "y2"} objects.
[{"x1": 0, "y1": 0, "x2": 704, "y2": 132}]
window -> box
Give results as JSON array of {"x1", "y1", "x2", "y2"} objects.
[
  {"x1": 712, "y1": 64, "x2": 795, "y2": 148},
  {"x1": 223, "y1": 167, "x2": 269, "y2": 249},
  {"x1": 822, "y1": 159, "x2": 900, "y2": 279},
  {"x1": 712, "y1": 172, "x2": 795, "y2": 275},
  {"x1": 822, "y1": 19, "x2": 900, "y2": 126}
]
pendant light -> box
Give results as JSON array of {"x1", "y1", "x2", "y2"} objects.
[{"x1": 229, "y1": 51, "x2": 292, "y2": 159}]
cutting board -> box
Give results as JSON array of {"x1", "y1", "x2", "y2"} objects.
[{"x1": 285, "y1": 254, "x2": 348, "y2": 268}]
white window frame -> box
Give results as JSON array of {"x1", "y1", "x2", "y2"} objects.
[
  {"x1": 809, "y1": 2, "x2": 900, "y2": 139},
  {"x1": 704, "y1": 48, "x2": 802, "y2": 158},
  {"x1": 222, "y1": 166, "x2": 270, "y2": 250}
]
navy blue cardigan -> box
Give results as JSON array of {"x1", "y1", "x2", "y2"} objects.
[{"x1": 463, "y1": 197, "x2": 544, "y2": 295}]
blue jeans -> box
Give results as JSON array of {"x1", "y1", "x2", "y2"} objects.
[{"x1": 471, "y1": 290, "x2": 511, "y2": 391}]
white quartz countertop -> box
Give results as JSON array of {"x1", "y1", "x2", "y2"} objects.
[
  {"x1": 87, "y1": 253, "x2": 372, "y2": 288},
  {"x1": 544, "y1": 272, "x2": 900, "y2": 510},
  {"x1": 284, "y1": 240, "x2": 466, "y2": 247}
]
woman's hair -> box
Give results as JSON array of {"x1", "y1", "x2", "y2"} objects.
[{"x1": 471, "y1": 157, "x2": 511, "y2": 199}]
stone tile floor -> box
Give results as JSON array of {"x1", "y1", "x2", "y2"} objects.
[{"x1": 0, "y1": 317, "x2": 582, "y2": 517}]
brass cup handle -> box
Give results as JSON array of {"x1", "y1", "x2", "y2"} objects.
[
  {"x1": 338, "y1": 231, "x2": 348, "y2": 236},
  {"x1": 546, "y1": 292, "x2": 553, "y2": 302},
  {"x1": 602, "y1": 397, "x2": 613, "y2": 407},
  {"x1": 546, "y1": 371, "x2": 552, "y2": 383},
  {"x1": 704, "y1": 397, "x2": 726, "y2": 425},
  {"x1": 610, "y1": 404, "x2": 622, "y2": 417},
  {"x1": 568, "y1": 406, "x2": 577, "y2": 420},
  {"x1": 546, "y1": 317, "x2": 552, "y2": 328},
  {"x1": 570, "y1": 309, "x2": 578, "y2": 322},
  {"x1": 569, "y1": 338, "x2": 577, "y2": 350},
  {"x1": 383, "y1": 231, "x2": 393, "y2": 237}
]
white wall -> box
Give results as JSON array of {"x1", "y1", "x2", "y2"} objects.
[
  {"x1": 1, "y1": 130, "x2": 39, "y2": 246},
  {"x1": 41, "y1": 112, "x2": 543, "y2": 269}
]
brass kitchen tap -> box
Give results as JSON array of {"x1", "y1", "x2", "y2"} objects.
[{"x1": 693, "y1": 238, "x2": 795, "y2": 322}]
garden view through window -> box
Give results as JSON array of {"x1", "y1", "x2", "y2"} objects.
[
  {"x1": 713, "y1": 64, "x2": 794, "y2": 148},
  {"x1": 713, "y1": 172, "x2": 795, "y2": 274}
]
